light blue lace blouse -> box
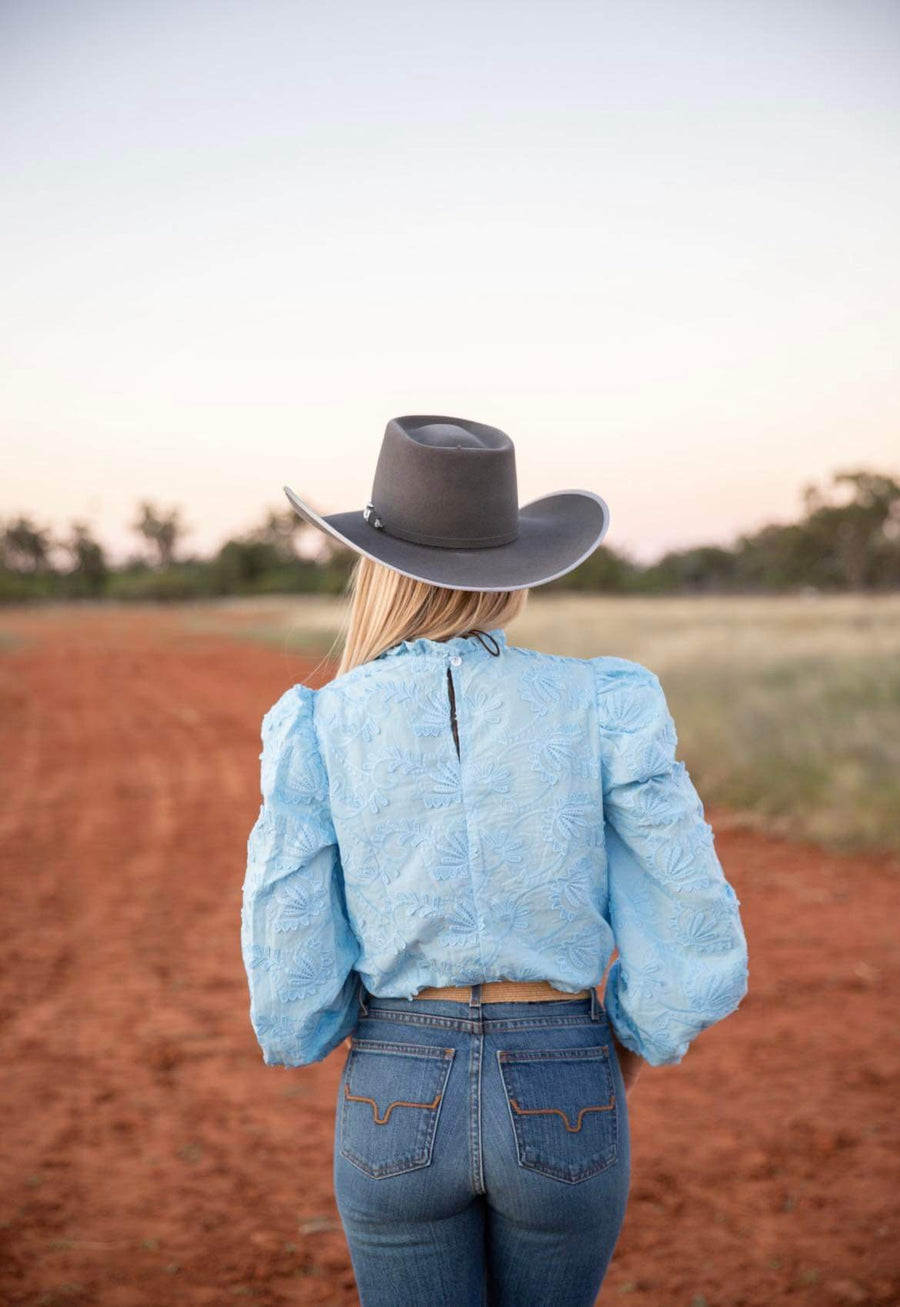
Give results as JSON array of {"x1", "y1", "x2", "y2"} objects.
[{"x1": 241, "y1": 628, "x2": 748, "y2": 1069}]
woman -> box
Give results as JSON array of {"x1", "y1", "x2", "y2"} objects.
[{"x1": 240, "y1": 415, "x2": 749, "y2": 1306}]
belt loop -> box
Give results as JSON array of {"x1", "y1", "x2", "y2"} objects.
[
  {"x1": 468, "y1": 982, "x2": 482, "y2": 1012},
  {"x1": 589, "y1": 985, "x2": 600, "y2": 1022},
  {"x1": 357, "y1": 976, "x2": 369, "y2": 1016}
]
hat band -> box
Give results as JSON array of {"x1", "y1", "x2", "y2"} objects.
[{"x1": 363, "y1": 503, "x2": 519, "y2": 550}]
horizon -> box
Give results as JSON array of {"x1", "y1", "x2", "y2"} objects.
[{"x1": 4, "y1": 456, "x2": 893, "y2": 571}]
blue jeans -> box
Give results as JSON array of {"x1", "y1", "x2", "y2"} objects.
[{"x1": 333, "y1": 983, "x2": 631, "y2": 1306}]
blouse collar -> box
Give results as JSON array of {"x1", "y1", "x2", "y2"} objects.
[{"x1": 375, "y1": 627, "x2": 508, "y2": 661}]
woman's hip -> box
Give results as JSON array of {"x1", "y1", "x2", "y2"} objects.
[{"x1": 333, "y1": 990, "x2": 630, "y2": 1216}]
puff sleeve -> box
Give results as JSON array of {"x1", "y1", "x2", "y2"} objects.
[
  {"x1": 241, "y1": 684, "x2": 361, "y2": 1066},
  {"x1": 593, "y1": 658, "x2": 749, "y2": 1067}
]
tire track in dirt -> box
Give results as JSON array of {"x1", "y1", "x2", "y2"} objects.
[
  {"x1": 0, "y1": 634, "x2": 104, "y2": 1046},
  {"x1": 109, "y1": 631, "x2": 351, "y2": 1300},
  {"x1": 0, "y1": 653, "x2": 45, "y2": 845}
]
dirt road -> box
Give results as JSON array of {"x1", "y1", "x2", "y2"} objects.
[{"x1": 0, "y1": 605, "x2": 897, "y2": 1306}]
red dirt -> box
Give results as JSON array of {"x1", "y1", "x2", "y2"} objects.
[{"x1": 0, "y1": 604, "x2": 898, "y2": 1307}]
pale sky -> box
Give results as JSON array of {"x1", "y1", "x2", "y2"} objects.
[{"x1": 3, "y1": 0, "x2": 899, "y2": 564}]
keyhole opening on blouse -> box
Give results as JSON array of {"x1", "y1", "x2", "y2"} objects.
[{"x1": 446, "y1": 666, "x2": 460, "y2": 760}]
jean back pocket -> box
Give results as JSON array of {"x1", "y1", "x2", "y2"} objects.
[
  {"x1": 340, "y1": 1038, "x2": 455, "y2": 1179},
  {"x1": 497, "y1": 1044, "x2": 618, "y2": 1183}
]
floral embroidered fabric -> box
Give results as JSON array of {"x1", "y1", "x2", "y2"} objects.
[{"x1": 241, "y1": 628, "x2": 749, "y2": 1067}]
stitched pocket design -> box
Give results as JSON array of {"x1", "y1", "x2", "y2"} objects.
[
  {"x1": 339, "y1": 1038, "x2": 455, "y2": 1179},
  {"x1": 497, "y1": 1045, "x2": 618, "y2": 1183}
]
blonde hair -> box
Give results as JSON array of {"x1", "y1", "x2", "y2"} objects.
[{"x1": 331, "y1": 556, "x2": 529, "y2": 679}]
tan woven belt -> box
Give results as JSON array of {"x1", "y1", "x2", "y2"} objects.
[{"x1": 412, "y1": 979, "x2": 592, "y2": 1003}]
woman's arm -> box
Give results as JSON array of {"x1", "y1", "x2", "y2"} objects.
[
  {"x1": 594, "y1": 658, "x2": 749, "y2": 1069},
  {"x1": 611, "y1": 1031, "x2": 645, "y2": 1096},
  {"x1": 241, "y1": 684, "x2": 360, "y2": 1067}
]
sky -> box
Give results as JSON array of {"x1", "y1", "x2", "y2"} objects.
[{"x1": 2, "y1": 0, "x2": 899, "y2": 565}]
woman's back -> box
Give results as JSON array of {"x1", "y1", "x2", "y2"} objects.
[{"x1": 242, "y1": 626, "x2": 747, "y2": 1070}]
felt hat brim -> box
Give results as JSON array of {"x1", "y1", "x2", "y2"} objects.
[{"x1": 283, "y1": 485, "x2": 610, "y2": 592}]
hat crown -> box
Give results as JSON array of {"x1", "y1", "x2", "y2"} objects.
[
  {"x1": 408, "y1": 420, "x2": 508, "y2": 451},
  {"x1": 369, "y1": 415, "x2": 520, "y2": 550}
]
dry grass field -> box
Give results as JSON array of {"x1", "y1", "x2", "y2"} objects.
[{"x1": 0, "y1": 596, "x2": 898, "y2": 1306}]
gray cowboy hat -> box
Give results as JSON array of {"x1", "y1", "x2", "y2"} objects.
[{"x1": 283, "y1": 415, "x2": 610, "y2": 592}]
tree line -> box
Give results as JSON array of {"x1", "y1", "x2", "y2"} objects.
[{"x1": 2, "y1": 468, "x2": 898, "y2": 604}]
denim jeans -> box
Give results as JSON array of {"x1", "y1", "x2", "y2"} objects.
[{"x1": 333, "y1": 983, "x2": 631, "y2": 1306}]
